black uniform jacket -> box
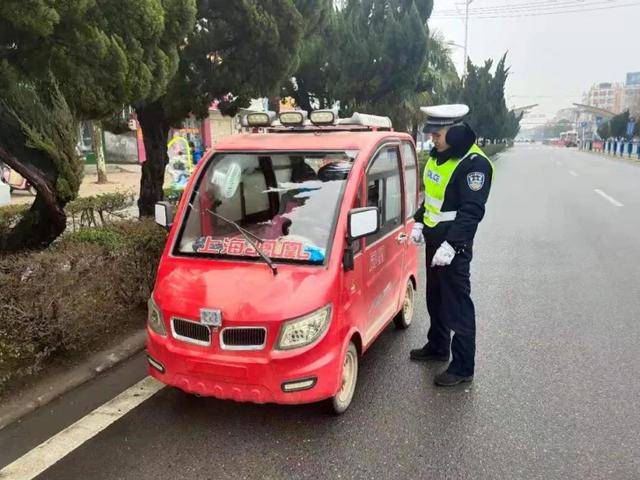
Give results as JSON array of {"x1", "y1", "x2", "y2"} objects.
[{"x1": 413, "y1": 123, "x2": 493, "y2": 250}]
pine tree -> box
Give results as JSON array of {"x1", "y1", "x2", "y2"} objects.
[
  {"x1": 330, "y1": 0, "x2": 433, "y2": 130},
  {"x1": 457, "y1": 53, "x2": 522, "y2": 141},
  {"x1": 0, "y1": 0, "x2": 196, "y2": 250},
  {"x1": 135, "y1": 1, "x2": 304, "y2": 216}
]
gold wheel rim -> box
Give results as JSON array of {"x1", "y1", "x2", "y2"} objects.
[
  {"x1": 337, "y1": 349, "x2": 357, "y2": 405},
  {"x1": 403, "y1": 283, "x2": 414, "y2": 324}
]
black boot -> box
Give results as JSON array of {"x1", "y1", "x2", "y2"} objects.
[
  {"x1": 434, "y1": 370, "x2": 473, "y2": 386},
  {"x1": 409, "y1": 347, "x2": 449, "y2": 362}
]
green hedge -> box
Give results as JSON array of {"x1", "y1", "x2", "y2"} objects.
[
  {"x1": 0, "y1": 192, "x2": 136, "y2": 249},
  {"x1": 66, "y1": 191, "x2": 135, "y2": 230},
  {"x1": 0, "y1": 204, "x2": 30, "y2": 241},
  {"x1": 0, "y1": 219, "x2": 167, "y2": 394},
  {"x1": 481, "y1": 143, "x2": 507, "y2": 157}
]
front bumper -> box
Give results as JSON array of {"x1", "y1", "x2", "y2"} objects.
[{"x1": 146, "y1": 327, "x2": 343, "y2": 405}]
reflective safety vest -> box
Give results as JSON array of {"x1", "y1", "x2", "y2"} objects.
[{"x1": 422, "y1": 144, "x2": 493, "y2": 228}]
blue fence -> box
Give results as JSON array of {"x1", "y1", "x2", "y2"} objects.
[{"x1": 583, "y1": 140, "x2": 640, "y2": 159}]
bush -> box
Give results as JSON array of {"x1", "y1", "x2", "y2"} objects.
[
  {"x1": 0, "y1": 219, "x2": 167, "y2": 393},
  {"x1": 482, "y1": 143, "x2": 507, "y2": 157},
  {"x1": 163, "y1": 185, "x2": 184, "y2": 205},
  {"x1": 66, "y1": 191, "x2": 135, "y2": 230},
  {"x1": 0, "y1": 204, "x2": 30, "y2": 241}
]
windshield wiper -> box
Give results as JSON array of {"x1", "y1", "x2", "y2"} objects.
[{"x1": 200, "y1": 207, "x2": 278, "y2": 276}]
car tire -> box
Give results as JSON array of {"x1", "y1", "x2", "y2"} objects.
[
  {"x1": 329, "y1": 342, "x2": 358, "y2": 415},
  {"x1": 393, "y1": 280, "x2": 414, "y2": 329}
]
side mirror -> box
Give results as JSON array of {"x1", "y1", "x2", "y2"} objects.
[
  {"x1": 155, "y1": 201, "x2": 175, "y2": 229},
  {"x1": 348, "y1": 207, "x2": 379, "y2": 241}
]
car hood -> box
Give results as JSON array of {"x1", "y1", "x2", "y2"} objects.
[{"x1": 154, "y1": 257, "x2": 336, "y2": 324}]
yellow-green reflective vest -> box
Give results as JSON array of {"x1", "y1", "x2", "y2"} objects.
[{"x1": 422, "y1": 144, "x2": 493, "y2": 228}]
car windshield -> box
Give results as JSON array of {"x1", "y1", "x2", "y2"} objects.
[{"x1": 175, "y1": 151, "x2": 356, "y2": 265}]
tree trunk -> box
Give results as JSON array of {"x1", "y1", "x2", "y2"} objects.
[
  {"x1": 411, "y1": 123, "x2": 419, "y2": 143},
  {"x1": 135, "y1": 101, "x2": 170, "y2": 217},
  {"x1": 0, "y1": 147, "x2": 66, "y2": 251},
  {"x1": 91, "y1": 121, "x2": 108, "y2": 184}
]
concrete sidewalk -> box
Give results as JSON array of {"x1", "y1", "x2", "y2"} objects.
[
  {"x1": 83, "y1": 163, "x2": 141, "y2": 175},
  {"x1": 10, "y1": 164, "x2": 142, "y2": 206}
]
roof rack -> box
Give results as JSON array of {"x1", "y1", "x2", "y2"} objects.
[
  {"x1": 338, "y1": 112, "x2": 393, "y2": 130},
  {"x1": 244, "y1": 109, "x2": 394, "y2": 133}
]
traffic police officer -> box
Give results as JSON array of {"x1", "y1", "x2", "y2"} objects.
[{"x1": 409, "y1": 104, "x2": 493, "y2": 387}]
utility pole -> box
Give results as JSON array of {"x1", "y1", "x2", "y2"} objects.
[{"x1": 464, "y1": 0, "x2": 473, "y2": 76}]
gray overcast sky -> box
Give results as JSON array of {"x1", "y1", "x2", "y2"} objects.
[{"x1": 429, "y1": 0, "x2": 640, "y2": 125}]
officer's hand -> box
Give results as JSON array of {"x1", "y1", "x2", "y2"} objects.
[
  {"x1": 410, "y1": 222, "x2": 425, "y2": 245},
  {"x1": 431, "y1": 241, "x2": 456, "y2": 267}
]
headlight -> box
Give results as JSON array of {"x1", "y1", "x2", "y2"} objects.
[
  {"x1": 147, "y1": 296, "x2": 166, "y2": 337},
  {"x1": 276, "y1": 305, "x2": 332, "y2": 350}
]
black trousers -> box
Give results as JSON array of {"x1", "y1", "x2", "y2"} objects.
[{"x1": 424, "y1": 244, "x2": 476, "y2": 377}]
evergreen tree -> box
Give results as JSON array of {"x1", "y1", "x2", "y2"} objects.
[
  {"x1": 598, "y1": 110, "x2": 637, "y2": 139},
  {"x1": 0, "y1": 0, "x2": 196, "y2": 250},
  {"x1": 457, "y1": 53, "x2": 522, "y2": 140},
  {"x1": 135, "y1": 1, "x2": 304, "y2": 216},
  {"x1": 282, "y1": 0, "x2": 335, "y2": 112},
  {"x1": 330, "y1": 0, "x2": 434, "y2": 130}
]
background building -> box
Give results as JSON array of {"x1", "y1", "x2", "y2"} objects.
[
  {"x1": 623, "y1": 72, "x2": 640, "y2": 117},
  {"x1": 583, "y1": 82, "x2": 624, "y2": 114}
]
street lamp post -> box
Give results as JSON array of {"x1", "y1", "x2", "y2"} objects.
[
  {"x1": 464, "y1": 0, "x2": 473, "y2": 76},
  {"x1": 446, "y1": 41, "x2": 465, "y2": 76}
]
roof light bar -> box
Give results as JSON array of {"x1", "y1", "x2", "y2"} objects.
[
  {"x1": 309, "y1": 109, "x2": 338, "y2": 126},
  {"x1": 245, "y1": 111, "x2": 276, "y2": 127},
  {"x1": 279, "y1": 110, "x2": 308, "y2": 127},
  {"x1": 339, "y1": 112, "x2": 393, "y2": 129}
]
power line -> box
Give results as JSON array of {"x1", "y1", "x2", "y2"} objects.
[
  {"x1": 434, "y1": 0, "x2": 627, "y2": 15},
  {"x1": 433, "y1": 3, "x2": 640, "y2": 19},
  {"x1": 432, "y1": 0, "x2": 640, "y2": 18},
  {"x1": 434, "y1": 0, "x2": 631, "y2": 14}
]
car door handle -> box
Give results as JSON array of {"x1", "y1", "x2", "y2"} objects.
[{"x1": 396, "y1": 233, "x2": 408, "y2": 244}]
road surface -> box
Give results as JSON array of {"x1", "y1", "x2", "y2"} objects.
[{"x1": 1, "y1": 144, "x2": 639, "y2": 479}]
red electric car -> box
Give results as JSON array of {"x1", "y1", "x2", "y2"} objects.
[{"x1": 148, "y1": 110, "x2": 419, "y2": 413}]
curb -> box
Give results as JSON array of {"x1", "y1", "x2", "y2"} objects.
[
  {"x1": 0, "y1": 330, "x2": 147, "y2": 431},
  {"x1": 587, "y1": 152, "x2": 640, "y2": 163}
]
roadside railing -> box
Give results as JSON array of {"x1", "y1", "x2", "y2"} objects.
[{"x1": 580, "y1": 140, "x2": 640, "y2": 160}]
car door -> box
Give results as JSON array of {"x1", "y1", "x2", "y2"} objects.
[
  {"x1": 399, "y1": 141, "x2": 419, "y2": 301},
  {"x1": 363, "y1": 144, "x2": 405, "y2": 345},
  {"x1": 341, "y1": 179, "x2": 368, "y2": 339}
]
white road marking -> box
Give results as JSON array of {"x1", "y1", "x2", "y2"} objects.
[
  {"x1": 0, "y1": 376, "x2": 164, "y2": 480},
  {"x1": 594, "y1": 189, "x2": 624, "y2": 207},
  {"x1": 568, "y1": 170, "x2": 579, "y2": 177}
]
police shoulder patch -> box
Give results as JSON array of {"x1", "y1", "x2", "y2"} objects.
[{"x1": 467, "y1": 172, "x2": 485, "y2": 191}]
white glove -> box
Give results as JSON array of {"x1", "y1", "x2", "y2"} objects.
[
  {"x1": 410, "y1": 222, "x2": 424, "y2": 245},
  {"x1": 431, "y1": 241, "x2": 456, "y2": 267}
]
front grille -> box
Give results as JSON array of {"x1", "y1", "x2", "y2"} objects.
[
  {"x1": 221, "y1": 327, "x2": 267, "y2": 350},
  {"x1": 172, "y1": 318, "x2": 211, "y2": 346}
]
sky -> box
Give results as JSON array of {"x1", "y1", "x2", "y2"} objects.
[{"x1": 428, "y1": 0, "x2": 640, "y2": 128}]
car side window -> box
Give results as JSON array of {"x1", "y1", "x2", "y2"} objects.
[
  {"x1": 366, "y1": 146, "x2": 402, "y2": 245},
  {"x1": 401, "y1": 142, "x2": 418, "y2": 220}
]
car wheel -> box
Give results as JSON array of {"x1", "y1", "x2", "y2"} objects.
[
  {"x1": 393, "y1": 280, "x2": 414, "y2": 329},
  {"x1": 330, "y1": 342, "x2": 358, "y2": 414}
]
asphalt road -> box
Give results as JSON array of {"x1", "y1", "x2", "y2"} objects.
[{"x1": 2, "y1": 144, "x2": 640, "y2": 479}]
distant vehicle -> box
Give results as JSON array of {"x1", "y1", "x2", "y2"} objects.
[
  {"x1": 0, "y1": 163, "x2": 36, "y2": 195},
  {"x1": 560, "y1": 131, "x2": 579, "y2": 148},
  {"x1": 148, "y1": 109, "x2": 419, "y2": 414}
]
